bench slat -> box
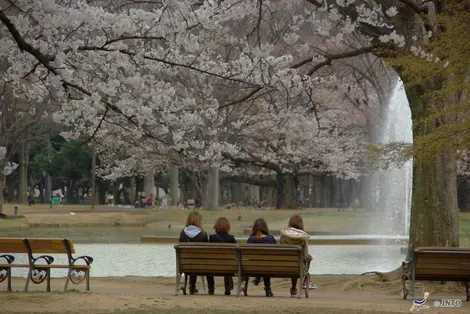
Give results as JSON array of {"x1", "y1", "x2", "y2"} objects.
[
  {"x1": 417, "y1": 254, "x2": 469, "y2": 260},
  {"x1": 178, "y1": 248, "x2": 236, "y2": 255},
  {"x1": 416, "y1": 262, "x2": 470, "y2": 269},
  {"x1": 180, "y1": 265, "x2": 237, "y2": 272},
  {"x1": 241, "y1": 260, "x2": 299, "y2": 267},
  {"x1": 415, "y1": 269, "x2": 470, "y2": 276},
  {"x1": 240, "y1": 254, "x2": 298, "y2": 261},
  {"x1": 27, "y1": 239, "x2": 69, "y2": 254},
  {"x1": 179, "y1": 252, "x2": 237, "y2": 260},
  {"x1": 0, "y1": 264, "x2": 29, "y2": 268},
  {"x1": 0, "y1": 264, "x2": 90, "y2": 269},
  {"x1": 180, "y1": 258, "x2": 237, "y2": 266},
  {"x1": 0, "y1": 238, "x2": 28, "y2": 253},
  {"x1": 239, "y1": 250, "x2": 299, "y2": 256},
  {"x1": 242, "y1": 265, "x2": 299, "y2": 275}
]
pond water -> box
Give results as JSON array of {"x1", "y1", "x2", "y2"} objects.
[
  {"x1": 0, "y1": 228, "x2": 154, "y2": 243},
  {"x1": 5, "y1": 244, "x2": 403, "y2": 278}
]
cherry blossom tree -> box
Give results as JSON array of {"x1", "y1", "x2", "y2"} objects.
[{"x1": 1, "y1": 0, "x2": 465, "y2": 251}]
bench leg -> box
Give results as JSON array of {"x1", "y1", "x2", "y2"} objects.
[
  {"x1": 85, "y1": 269, "x2": 90, "y2": 292},
  {"x1": 410, "y1": 279, "x2": 415, "y2": 300},
  {"x1": 175, "y1": 273, "x2": 182, "y2": 296},
  {"x1": 401, "y1": 275, "x2": 408, "y2": 300},
  {"x1": 236, "y1": 277, "x2": 242, "y2": 297},
  {"x1": 200, "y1": 276, "x2": 206, "y2": 294},
  {"x1": 182, "y1": 274, "x2": 188, "y2": 295},
  {"x1": 243, "y1": 277, "x2": 249, "y2": 296},
  {"x1": 24, "y1": 268, "x2": 32, "y2": 292},
  {"x1": 7, "y1": 268, "x2": 12, "y2": 292},
  {"x1": 46, "y1": 269, "x2": 51, "y2": 292},
  {"x1": 465, "y1": 281, "x2": 469, "y2": 302},
  {"x1": 64, "y1": 269, "x2": 71, "y2": 292},
  {"x1": 298, "y1": 275, "x2": 303, "y2": 300}
]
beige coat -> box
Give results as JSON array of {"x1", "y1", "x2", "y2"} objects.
[{"x1": 280, "y1": 227, "x2": 309, "y2": 261}]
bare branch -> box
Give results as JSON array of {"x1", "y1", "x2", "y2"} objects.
[{"x1": 307, "y1": 46, "x2": 374, "y2": 75}]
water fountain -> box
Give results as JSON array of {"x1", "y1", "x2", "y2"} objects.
[{"x1": 370, "y1": 79, "x2": 413, "y2": 237}]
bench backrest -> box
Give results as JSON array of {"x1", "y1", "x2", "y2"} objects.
[
  {"x1": 0, "y1": 238, "x2": 28, "y2": 253},
  {"x1": 175, "y1": 243, "x2": 238, "y2": 275},
  {"x1": 27, "y1": 239, "x2": 75, "y2": 254},
  {"x1": 0, "y1": 238, "x2": 75, "y2": 254},
  {"x1": 238, "y1": 244, "x2": 302, "y2": 278},
  {"x1": 414, "y1": 247, "x2": 470, "y2": 280}
]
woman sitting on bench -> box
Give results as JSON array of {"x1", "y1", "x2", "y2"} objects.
[
  {"x1": 247, "y1": 218, "x2": 276, "y2": 297},
  {"x1": 280, "y1": 215, "x2": 317, "y2": 297},
  {"x1": 178, "y1": 211, "x2": 209, "y2": 295},
  {"x1": 206, "y1": 217, "x2": 236, "y2": 295}
]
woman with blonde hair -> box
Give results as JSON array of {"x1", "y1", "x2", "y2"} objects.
[{"x1": 179, "y1": 211, "x2": 208, "y2": 294}]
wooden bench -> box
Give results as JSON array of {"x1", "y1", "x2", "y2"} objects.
[
  {"x1": 174, "y1": 243, "x2": 308, "y2": 298},
  {"x1": 402, "y1": 247, "x2": 470, "y2": 301},
  {"x1": 238, "y1": 244, "x2": 309, "y2": 298},
  {"x1": 0, "y1": 238, "x2": 93, "y2": 292},
  {"x1": 174, "y1": 243, "x2": 238, "y2": 295}
]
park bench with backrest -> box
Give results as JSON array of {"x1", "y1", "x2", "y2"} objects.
[
  {"x1": 237, "y1": 244, "x2": 309, "y2": 298},
  {"x1": 0, "y1": 238, "x2": 93, "y2": 292},
  {"x1": 401, "y1": 247, "x2": 470, "y2": 301},
  {"x1": 174, "y1": 242, "x2": 238, "y2": 295},
  {"x1": 174, "y1": 243, "x2": 308, "y2": 298}
]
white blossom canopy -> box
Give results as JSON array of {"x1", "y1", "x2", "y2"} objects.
[{"x1": 0, "y1": 0, "x2": 423, "y2": 180}]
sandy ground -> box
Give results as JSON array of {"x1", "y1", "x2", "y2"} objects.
[
  {"x1": 2, "y1": 204, "x2": 470, "y2": 313},
  {"x1": 2, "y1": 275, "x2": 469, "y2": 314}
]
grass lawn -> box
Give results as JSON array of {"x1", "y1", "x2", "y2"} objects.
[
  {"x1": 460, "y1": 213, "x2": 470, "y2": 247},
  {"x1": 1, "y1": 203, "x2": 470, "y2": 246}
]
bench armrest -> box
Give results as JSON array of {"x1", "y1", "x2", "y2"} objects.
[
  {"x1": 32, "y1": 255, "x2": 54, "y2": 265},
  {"x1": 72, "y1": 255, "x2": 94, "y2": 266},
  {"x1": 0, "y1": 254, "x2": 15, "y2": 264}
]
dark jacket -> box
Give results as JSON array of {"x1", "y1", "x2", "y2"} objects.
[
  {"x1": 209, "y1": 232, "x2": 236, "y2": 244},
  {"x1": 247, "y1": 234, "x2": 277, "y2": 244},
  {"x1": 179, "y1": 225, "x2": 208, "y2": 242}
]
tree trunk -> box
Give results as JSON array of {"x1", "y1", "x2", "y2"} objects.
[
  {"x1": 18, "y1": 144, "x2": 28, "y2": 204},
  {"x1": 170, "y1": 165, "x2": 179, "y2": 206},
  {"x1": 407, "y1": 88, "x2": 459, "y2": 254},
  {"x1": 143, "y1": 170, "x2": 155, "y2": 199},
  {"x1": 276, "y1": 172, "x2": 297, "y2": 209},
  {"x1": 318, "y1": 176, "x2": 325, "y2": 208},
  {"x1": 130, "y1": 176, "x2": 136, "y2": 203},
  {"x1": 310, "y1": 175, "x2": 318, "y2": 208},
  {"x1": 302, "y1": 175, "x2": 310, "y2": 208},
  {"x1": 66, "y1": 180, "x2": 75, "y2": 203},
  {"x1": 205, "y1": 167, "x2": 219, "y2": 210}
]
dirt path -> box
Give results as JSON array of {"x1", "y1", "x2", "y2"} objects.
[{"x1": 2, "y1": 276, "x2": 469, "y2": 313}]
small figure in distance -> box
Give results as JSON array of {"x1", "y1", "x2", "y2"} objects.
[
  {"x1": 247, "y1": 218, "x2": 276, "y2": 297},
  {"x1": 207, "y1": 217, "x2": 236, "y2": 295},
  {"x1": 178, "y1": 211, "x2": 209, "y2": 295},
  {"x1": 338, "y1": 194, "x2": 345, "y2": 212}
]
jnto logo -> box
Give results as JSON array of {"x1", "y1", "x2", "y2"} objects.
[{"x1": 410, "y1": 292, "x2": 430, "y2": 312}]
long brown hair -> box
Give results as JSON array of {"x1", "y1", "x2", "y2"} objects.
[
  {"x1": 288, "y1": 215, "x2": 304, "y2": 231},
  {"x1": 250, "y1": 218, "x2": 269, "y2": 240},
  {"x1": 186, "y1": 211, "x2": 204, "y2": 232}
]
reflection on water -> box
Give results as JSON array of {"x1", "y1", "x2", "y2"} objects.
[{"x1": 5, "y1": 244, "x2": 403, "y2": 278}]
